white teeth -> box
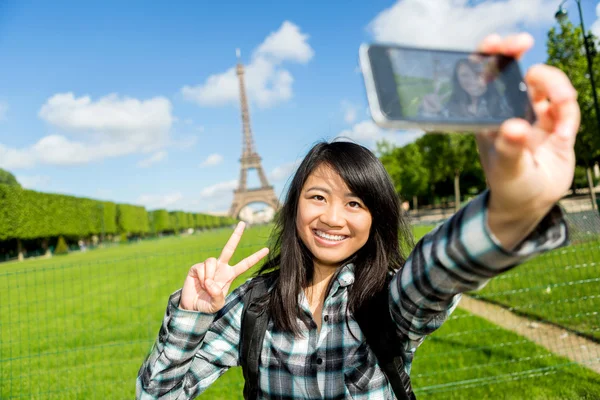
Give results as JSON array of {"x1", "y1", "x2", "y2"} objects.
[{"x1": 314, "y1": 230, "x2": 346, "y2": 241}]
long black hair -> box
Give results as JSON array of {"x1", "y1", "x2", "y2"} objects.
[
  {"x1": 257, "y1": 140, "x2": 414, "y2": 335},
  {"x1": 446, "y1": 58, "x2": 510, "y2": 119}
]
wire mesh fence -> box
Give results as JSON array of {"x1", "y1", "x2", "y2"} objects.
[{"x1": 0, "y1": 209, "x2": 599, "y2": 399}]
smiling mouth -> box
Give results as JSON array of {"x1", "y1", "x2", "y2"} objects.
[{"x1": 313, "y1": 229, "x2": 348, "y2": 242}]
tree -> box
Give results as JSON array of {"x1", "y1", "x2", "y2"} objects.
[
  {"x1": 0, "y1": 168, "x2": 21, "y2": 187},
  {"x1": 378, "y1": 141, "x2": 429, "y2": 210},
  {"x1": 547, "y1": 21, "x2": 600, "y2": 209},
  {"x1": 416, "y1": 134, "x2": 484, "y2": 211},
  {"x1": 54, "y1": 236, "x2": 69, "y2": 255}
]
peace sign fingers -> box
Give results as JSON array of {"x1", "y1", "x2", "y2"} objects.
[
  {"x1": 219, "y1": 221, "x2": 246, "y2": 265},
  {"x1": 233, "y1": 247, "x2": 270, "y2": 278},
  {"x1": 180, "y1": 221, "x2": 270, "y2": 313}
]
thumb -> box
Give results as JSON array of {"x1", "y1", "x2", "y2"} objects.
[
  {"x1": 205, "y1": 278, "x2": 225, "y2": 299},
  {"x1": 493, "y1": 119, "x2": 529, "y2": 176}
]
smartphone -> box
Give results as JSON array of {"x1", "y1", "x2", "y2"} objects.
[{"x1": 359, "y1": 43, "x2": 535, "y2": 132}]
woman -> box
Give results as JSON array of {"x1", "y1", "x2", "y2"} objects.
[
  {"x1": 420, "y1": 58, "x2": 513, "y2": 119},
  {"x1": 446, "y1": 57, "x2": 513, "y2": 118},
  {"x1": 137, "y1": 33, "x2": 579, "y2": 399}
]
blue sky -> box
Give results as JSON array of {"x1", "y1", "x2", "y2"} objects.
[{"x1": 1, "y1": 0, "x2": 599, "y2": 214}]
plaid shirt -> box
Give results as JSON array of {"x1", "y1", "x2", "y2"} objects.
[{"x1": 137, "y1": 192, "x2": 567, "y2": 399}]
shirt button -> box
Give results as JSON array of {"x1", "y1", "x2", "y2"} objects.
[
  {"x1": 316, "y1": 358, "x2": 323, "y2": 365},
  {"x1": 324, "y1": 315, "x2": 329, "y2": 322}
]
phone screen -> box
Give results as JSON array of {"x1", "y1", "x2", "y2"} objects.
[{"x1": 366, "y1": 45, "x2": 534, "y2": 126}]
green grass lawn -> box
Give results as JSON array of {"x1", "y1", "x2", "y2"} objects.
[
  {"x1": 415, "y1": 222, "x2": 600, "y2": 341},
  {"x1": 1, "y1": 224, "x2": 599, "y2": 399},
  {"x1": 472, "y1": 236, "x2": 600, "y2": 341}
]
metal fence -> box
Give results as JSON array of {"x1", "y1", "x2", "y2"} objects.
[{"x1": 0, "y1": 207, "x2": 599, "y2": 399}]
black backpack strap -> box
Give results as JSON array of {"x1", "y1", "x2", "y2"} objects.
[
  {"x1": 354, "y1": 274, "x2": 415, "y2": 400},
  {"x1": 240, "y1": 274, "x2": 274, "y2": 400}
]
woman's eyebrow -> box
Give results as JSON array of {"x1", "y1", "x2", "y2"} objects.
[
  {"x1": 306, "y1": 186, "x2": 360, "y2": 199},
  {"x1": 306, "y1": 186, "x2": 331, "y2": 194}
]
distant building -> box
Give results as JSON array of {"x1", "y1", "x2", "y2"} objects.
[{"x1": 239, "y1": 205, "x2": 275, "y2": 224}]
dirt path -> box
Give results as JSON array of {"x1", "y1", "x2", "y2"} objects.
[{"x1": 459, "y1": 295, "x2": 600, "y2": 374}]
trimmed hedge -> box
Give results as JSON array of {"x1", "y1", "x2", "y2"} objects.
[
  {"x1": 0, "y1": 184, "x2": 110, "y2": 240},
  {"x1": 117, "y1": 204, "x2": 149, "y2": 235},
  {"x1": 102, "y1": 201, "x2": 118, "y2": 235},
  {"x1": 149, "y1": 209, "x2": 171, "y2": 233},
  {"x1": 0, "y1": 184, "x2": 22, "y2": 240},
  {"x1": 0, "y1": 184, "x2": 239, "y2": 245}
]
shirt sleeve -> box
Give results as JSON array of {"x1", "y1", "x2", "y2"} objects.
[
  {"x1": 136, "y1": 281, "x2": 249, "y2": 399},
  {"x1": 389, "y1": 190, "x2": 568, "y2": 347}
]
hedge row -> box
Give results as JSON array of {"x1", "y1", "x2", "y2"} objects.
[
  {"x1": 150, "y1": 210, "x2": 236, "y2": 233},
  {"x1": 0, "y1": 184, "x2": 237, "y2": 241}
]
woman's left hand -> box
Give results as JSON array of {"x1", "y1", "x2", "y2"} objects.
[{"x1": 475, "y1": 33, "x2": 580, "y2": 248}]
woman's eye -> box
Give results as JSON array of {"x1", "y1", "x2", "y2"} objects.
[
  {"x1": 348, "y1": 201, "x2": 362, "y2": 208},
  {"x1": 312, "y1": 195, "x2": 325, "y2": 201}
]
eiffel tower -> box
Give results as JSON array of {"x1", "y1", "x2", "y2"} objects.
[{"x1": 229, "y1": 50, "x2": 280, "y2": 219}]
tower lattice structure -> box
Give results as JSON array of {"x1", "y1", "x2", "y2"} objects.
[{"x1": 229, "y1": 50, "x2": 280, "y2": 219}]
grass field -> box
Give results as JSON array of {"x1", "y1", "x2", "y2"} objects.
[
  {"x1": 472, "y1": 234, "x2": 600, "y2": 341},
  {"x1": 1, "y1": 224, "x2": 599, "y2": 399}
]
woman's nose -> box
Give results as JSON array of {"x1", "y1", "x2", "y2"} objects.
[{"x1": 319, "y1": 204, "x2": 344, "y2": 227}]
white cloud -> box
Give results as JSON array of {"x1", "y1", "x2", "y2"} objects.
[
  {"x1": 341, "y1": 100, "x2": 358, "y2": 124},
  {"x1": 137, "y1": 151, "x2": 167, "y2": 168},
  {"x1": 200, "y1": 153, "x2": 224, "y2": 167},
  {"x1": 269, "y1": 160, "x2": 301, "y2": 182},
  {"x1": 368, "y1": 0, "x2": 561, "y2": 48},
  {"x1": 200, "y1": 179, "x2": 238, "y2": 199},
  {"x1": 0, "y1": 144, "x2": 35, "y2": 169},
  {"x1": 14, "y1": 174, "x2": 51, "y2": 189},
  {"x1": 337, "y1": 120, "x2": 423, "y2": 149},
  {"x1": 0, "y1": 101, "x2": 8, "y2": 121},
  {"x1": 137, "y1": 192, "x2": 184, "y2": 210},
  {"x1": 592, "y1": 3, "x2": 600, "y2": 39},
  {"x1": 255, "y1": 20, "x2": 314, "y2": 63},
  {"x1": 0, "y1": 92, "x2": 174, "y2": 170},
  {"x1": 32, "y1": 135, "x2": 96, "y2": 165},
  {"x1": 181, "y1": 21, "x2": 314, "y2": 109},
  {"x1": 196, "y1": 179, "x2": 239, "y2": 214},
  {"x1": 39, "y1": 93, "x2": 172, "y2": 138}
]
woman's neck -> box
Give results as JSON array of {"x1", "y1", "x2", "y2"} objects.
[
  {"x1": 467, "y1": 96, "x2": 479, "y2": 114},
  {"x1": 306, "y1": 261, "x2": 338, "y2": 298},
  {"x1": 305, "y1": 262, "x2": 339, "y2": 332}
]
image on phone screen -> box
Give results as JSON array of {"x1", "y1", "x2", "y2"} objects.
[{"x1": 363, "y1": 45, "x2": 535, "y2": 128}]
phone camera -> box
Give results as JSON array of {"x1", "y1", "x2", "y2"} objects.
[{"x1": 519, "y1": 82, "x2": 528, "y2": 92}]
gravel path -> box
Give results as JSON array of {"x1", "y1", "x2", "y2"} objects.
[{"x1": 459, "y1": 295, "x2": 600, "y2": 374}]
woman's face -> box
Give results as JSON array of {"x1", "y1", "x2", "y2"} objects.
[
  {"x1": 296, "y1": 164, "x2": 372, "y2": 270},
  {"x1": 457, "y1": 63, "x2": 486, "y2": 98}
]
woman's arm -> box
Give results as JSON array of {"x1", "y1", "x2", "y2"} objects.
[
  {"x1": 137, "y1": 222, "x2": 269, "y2": 399},
  {"x1": 388, "y1": 191, "x2": 567, "y2": 346},
  {"x1": 389, "y1": 32, "x2": 579, "y2": 349},
  {"x1": 136, "y1": 284, "x2": 248, "y2": 399}
]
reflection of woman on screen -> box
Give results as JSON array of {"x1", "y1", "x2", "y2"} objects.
[{"x1": 420, "y1": 58, "x2": 512, "y2": 119}]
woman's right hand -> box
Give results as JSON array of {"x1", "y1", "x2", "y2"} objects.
[
  {"x1": 420, "y1": 92, "x2": 444, "y2": 114},
  {"x1": 179, "y1": 221, "x2": 269, "y2": 314},
  {"x1": 420, "y1": 80, "x2": 449, "y2": 115}
]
